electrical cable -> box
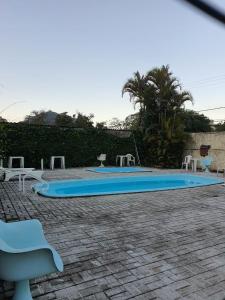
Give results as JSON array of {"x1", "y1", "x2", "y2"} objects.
[
  {"x1": 191, "y1": 82, "x2": 225, "y2": 89},
  {"x1": 188, "y1": 77, "x2": 225, "y2": 87},
  {"x1": 183, "y1": 74, "x2": 225, "y2": 90},
  {"x1": 0, "y1": 101, "x2": 26, "y2": 115},
  {"x1": 197, "y1": 106, "x2": 225, "y2": 112},
  {"x1": 187, "y1": 74, "x2": 225, "y2": 85}
]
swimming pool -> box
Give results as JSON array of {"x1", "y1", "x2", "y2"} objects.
[
  {"x1": 87, "y1": 167, "x2": 152, "y2": 173},
  {"x1": 34, "y1": 174, "x2": 224, "y2": 198}
]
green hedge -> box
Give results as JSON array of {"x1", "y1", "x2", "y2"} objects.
[{"x1": 0, "y1": 123, "x2": 141, "y2": 168}]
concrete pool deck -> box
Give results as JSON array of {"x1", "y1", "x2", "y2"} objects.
[{"x1": 1, "y1": 168, "x2": 225, "y2": 299}]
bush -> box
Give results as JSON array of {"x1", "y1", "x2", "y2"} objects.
[{"x1": 1, "y1": 123, "x2": 141, "y2": 168}]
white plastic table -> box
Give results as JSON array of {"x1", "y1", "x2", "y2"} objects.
[
  {"x1": 50, "y1": 156, "x2": 65, "y2": 170},
  {"x1": 191, "y1": 158, "x2": 199, "y2": 172},
  {"x1": 8, "y1": 156, "x2": 24, "y2": 168},
  {"x1": 116, "y1": 155, "x2": 126, "y2": 167}
]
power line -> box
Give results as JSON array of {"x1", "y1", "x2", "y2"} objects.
[
  {"x1": 184, "y1": 74, "x2": 225, "y2": 90},
  {"x1": 197, "y1": 106, "x2": 225, "y2": 112},
  {"x1": 0, "y1": 101, "x2": 26, "y2": 115},
  {"x1": 187, "y1": 74, "x2": 225, "y2": 86},
  {"x1": 189, "y1": 79, "x2": 225, "y2": 88},
  {"x1": 212, "y1": 118, "x2": 225, "y2": 122},
  {"x1": 191, "y1": 82, "x2": 225, "y2": 90}
]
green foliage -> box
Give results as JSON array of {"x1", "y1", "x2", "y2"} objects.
[
  {"x1": 124, "y1": 114, "x2": 140, "y2": 130},
  {"x1": 95, "y1": 122, "x2": 107, "y2": 129},
  {"x1": 215, "y1": 122, "x2": 225, "y2": 132},
  {"x1": 107, "y1": 116, "x2": 140, "y2": 130},
  {"x1": 23, "y1": 110, "x2": 95, "y2": 128},
  {"x1": 0, "y1": 122, "x2": 8, "y2": 160},
  {"x1": 122, "y1": 65, "x2": 193, "y2": 167},
  {"x1": 73, "y1": 113, "x2": 94, "y2": 128},
  {"x1": 107, "y1": 118, "x2": 126, "y2": 130},
  {"x1": 0, "y1": 116, "x2": 7, "y2": 123},
  {"x1": 2, "y1": 123, "x2": 138, "y2": 168},
  {"x1": 55, "y1": 112, "x2": 74, "y2": 127},
  {"x1": 24, "y1": 110, "x2": 57, "y2": 125},
  {"x1": 180, "y1": 110, "x2": 212, "y2": 132}
]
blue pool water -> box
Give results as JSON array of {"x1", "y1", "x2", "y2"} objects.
[
  {"x1": 87, "y1": 167, "x2": 152, "y2": 173},
  {"x1": 34, "y1": 174, "x2": 224, "y2": 198}
]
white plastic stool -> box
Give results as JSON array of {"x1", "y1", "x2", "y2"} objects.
[
  {"x1": 50, "y1": 156, "x2": 65, "y2": 170},
  {"x1": 8, "y1": 156, "x2": 24, "y2": 168}
]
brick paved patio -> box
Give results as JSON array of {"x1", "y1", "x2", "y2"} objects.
[{"x1": 1, "y1": 169, "x2": 225, "y2": 299}]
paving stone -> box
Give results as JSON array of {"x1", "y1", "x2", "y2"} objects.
[{"x1": 1, "y1": 168, "x2": 225, "y2": 299}]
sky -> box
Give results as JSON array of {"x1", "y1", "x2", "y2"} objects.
[{"x1": 0, "y1": 0, "x2": 225, "y2": 123}]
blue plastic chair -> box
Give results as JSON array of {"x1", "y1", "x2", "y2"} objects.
[{"x1": 0, "y1": 219, "x2": 63, "y2": 300}]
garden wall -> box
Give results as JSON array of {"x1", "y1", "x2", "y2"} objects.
[
  {"x1": 0, "y1": 123, "x2": 142, "y2": 169},
  {"x1": 185, "y1": 132, "x2": 225, "y2": 170}
]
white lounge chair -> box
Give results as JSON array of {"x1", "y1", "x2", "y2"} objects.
[
  {"x1": 126, "y1": 154, "x2": 135, "y2": 166},
  {"x1": 0, "y1": 168, "x2": 44, "y2": 192},
  {"x1": 97, "y1": 154, "x2": 106, "y2": 167},
  {"x1": 181, "y1": 155, "x2": 192, "y2": 171},
  {"x1": 22, "y1": 170, "x2": 45, "y2": 193},
  {"x1": 2, "y1": 168, "x2": 35, "y2": 182}
]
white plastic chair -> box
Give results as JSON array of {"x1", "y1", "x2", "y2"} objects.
[
  {"x1": 200, "y1": 156, "x2": 213, "y2": 172},
  {"x1": 0, "y1": 167, "x2": 44, "y2": 192},
  {"x1": 0, "y1": 219, "x2": 63, "y2": 300},
  {"x1": 97, "y1": 154, "x2": 106, "y2": 167},
  {"x1": 126, "y1": 154, "x2": 135, "y2": 166},
  {"x1": 216, "y1": 161, "x2": 225, "y2": 176},
  {"x1": 217, "y1": 166, "x2": 225, "y2": 176},
  {"x1": 181, "y1": 155, "x2": 192, "y2": 171}
]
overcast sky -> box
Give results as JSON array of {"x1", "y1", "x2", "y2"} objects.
[{"x1": 0, "y1": 0, "x2": 225, "y2": 123}]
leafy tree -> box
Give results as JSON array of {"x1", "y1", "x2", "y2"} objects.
[
  {"x1": 107, "y1": 118, "x2": 125, "y2": 130},
  {"x1": 95, "y1": 121, "x2": 107, "y2": 129},
  {"x1": 55, "y1": 112, "x2": 74, "y2": 127},
  {"x1": 106, "y1": 114, "x2": 140, "y2": 131},
  {"x1": 24, "y1": 110, "x2": 45, "y2": 125},
  {"x1": 73, "y1": 112, "x2": 94, "y2": 128},
  {"x1": 0, "y1": 116, "x2": 7, "y2": 123},
  {"x1": 122, "y1": 65, "x2": 193, "y2": 167},
  {"x1": 23, "y1": 110, "x2": 95, "y2": 128},
  {"x1": 180, "y1": 110, "x2": 212, "y2": 132},
  {"x1": 215, "y1": 121, "x2": 225, "y2": 132},
  {"x1": 24, "y1": 110, "x2": 57, "y2": 125},
  {"x1": 122, "y1": 71, "x2": 148, "y2": 130},
  {"x1": 124, "y1": 113, "x2": 140, "y2": 130}
]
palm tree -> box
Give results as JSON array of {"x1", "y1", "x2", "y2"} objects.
[
  {"x1": 146, "y1": 65, "x2": 192, "y2": 132},
  {"x1": 123, "y1": 65, "x2": 193, "y2": 132},
  {"x1": 122, "y1": 71, "x2": 151, "y2": 129},
  {"x1": 122, "y1": 71, "x2": 147, "y2": 106},
  {"x1": 122, "y1": 65, "x2": 193, "y2": 167}
]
